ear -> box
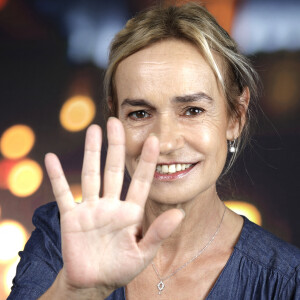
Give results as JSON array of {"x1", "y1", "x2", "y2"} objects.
[{"x1": 226, "y1": 87, "x2": 250, "y2": 140}]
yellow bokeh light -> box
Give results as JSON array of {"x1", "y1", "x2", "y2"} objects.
[
  {"x1": 225, "y1": 201, "x2": 262, "y2": 226},
  {"x1": 0, "y1": 125, "x2": 35, "y2": 159},
  {"x1": 0, "y1": 220, "x2": 28, "y2": 263},
  {"x1": 70, "y1": 184, "x2": 82, "y2": 203},
  {"x1": 8, "y1": 159, "x2": 43, "y2": 197},
  {"x1": 60, "y1": 95, "x2": 96, "y2": 132},
  {"x1": 3, "y1": 258, "x2": 19, "y2": 297}
]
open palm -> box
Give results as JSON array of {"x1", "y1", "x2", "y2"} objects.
[{"x1": 44, "y1": 117, "x2": 184, "y2": 292}]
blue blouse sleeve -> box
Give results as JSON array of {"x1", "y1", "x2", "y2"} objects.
[
  {"x1": 7, "y1": 202, "x2": 63, "y2": 300},
  {"x1": 280, "y1": 265, "x2": 300, "y2": 299}
]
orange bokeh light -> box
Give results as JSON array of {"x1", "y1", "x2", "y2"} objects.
[
  {"x1": 0, "y1": 125, "x2": 35, "y2": 159},
  {"x1": 7, "y1": 159, "x2": 43, "y2": 197},
  {"x1": 0, "y1": 159, "x2": 19, "y2": 189},
  {"x1": 225, "y1": 201, "x2": 262, "y2": 226},
  {"x1": 70, "y1": 184, "x2": 82, "y2": 203},
  {"x1": 0, "y1": 0, "x2": 8, "y2": 11},
  {"x1": 59, "y1": 95, "x2": 96, "y2": 132}
]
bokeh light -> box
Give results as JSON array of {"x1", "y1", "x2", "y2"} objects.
[
  {"x1": 70, "y1": 184, "x2": 82, "y2": 203},
  {"x1": 0, "y1": 125, "x2": 35, "y2": 159},
  {"x1": 266, "y1": 62, "x2": 299, "y2": 115},
  {"x1": 0, "y1": 0, "x2": 8, "y2": 11},
  {"x1": 0, "y1": 220, "x2": 28, "y2": 263},
  {"x1": 3, "y1": 258, "x2": 19, "y2": 297},
  {"x1": 59, "y1": 95, "x2": 96, "y2": 132},
  {"x1": 0, "y1": 159, "x2": 18, "y2": 189},
  {"x1": 7, "y1": 159, "x2": 43, "y2": 197},
  {"x1": 225, "y1": 201, "x2": 262, "y2": 225}
]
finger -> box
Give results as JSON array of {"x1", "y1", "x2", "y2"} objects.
[
  {"x1": 126, "y1": 135, "x2": 159, "y2": 207},
  {"x1": 45, "y1": 153, "x2": 75, "y2": 214},
  {"x1": 138, "y1": 209, "x2": 185, "y2": 262},
  {"x1": 81, "y1": 124, "x2": 102, "y2": 201},
  {"x1": 103, "y1": 117, "x2": 125, "y2": 199}
]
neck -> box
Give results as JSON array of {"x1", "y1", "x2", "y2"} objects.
[{"x1": 143, "y1": 186, "x2": 226, "y2": 274}]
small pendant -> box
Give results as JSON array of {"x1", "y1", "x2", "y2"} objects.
[{"x1": 157, "y1": 280, "x2": 165, "y2": 295}]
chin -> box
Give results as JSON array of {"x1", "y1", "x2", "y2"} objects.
[
  {"x1": 148, "y1": 185, "x2": 201, "y2": 206},
  {"x1": 148, "y1": 178, "x2": 218, "y2": 206}
]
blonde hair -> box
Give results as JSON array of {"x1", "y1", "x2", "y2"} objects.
[{"x1": 104, "y1": 2, "x2": 260, "y2": 169}]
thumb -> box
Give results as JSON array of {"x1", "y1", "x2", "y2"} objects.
[{"x1": 138, "y1": 209, "x2": 185, "y2": 264}]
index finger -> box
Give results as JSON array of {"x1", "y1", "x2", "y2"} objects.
[
  {"x1": 45, "y1": 153, "x2": 75, "y2": 214},
  {"x1": 126, "y1": 135, "x2": 159, "y2": 207}
]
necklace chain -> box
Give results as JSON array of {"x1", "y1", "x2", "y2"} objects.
[{"x1": 152, "y1": 204, "x2": 226, "y2": 295}]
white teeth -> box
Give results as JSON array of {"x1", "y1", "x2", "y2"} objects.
[
  {"x1": 161, "y1": 165, "x2": 169, "y2": 174},
  {"x1": 156, "y1": 163, "x2": 193, "y2": 174},
  {"x1": 168, "y1": 164, "x2": 176, "y2": 173},
  {"x1": 176, "y1": 164, "x2": 182, "y2": 171}
]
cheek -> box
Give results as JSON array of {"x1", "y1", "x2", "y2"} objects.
[
  {"x1": 189, "y1": 120, "x2": 228, "y2": 158},
  {"x1": 189, "y1": 122, "x2": 228, "y2": 183}
]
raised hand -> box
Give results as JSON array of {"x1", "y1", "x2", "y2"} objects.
[{"x1": 44, "y1": 117, "x2": 184, "y2": 294}]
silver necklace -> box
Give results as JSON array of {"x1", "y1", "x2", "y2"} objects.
[{"x1": 152, "y1": 205, "x2": 226, "y2": 295}]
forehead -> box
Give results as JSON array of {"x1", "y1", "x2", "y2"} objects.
[{"x1": 115, "y1": 39, "x2": 222, "y2": 101}]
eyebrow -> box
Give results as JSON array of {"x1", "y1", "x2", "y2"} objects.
[
  {"x1": 120, "y1": 92, "x2": 213, "y2": 108},
  {"x1": 172, "y1": 92, "x2": 213, "y2": 103},
  {"x1": 121, "y1": 99, "x2": 154, "y2": 109}
]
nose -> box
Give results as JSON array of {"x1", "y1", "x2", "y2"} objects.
[{"x1": 153, "y1": 114, "x2": 184, "y2": 155}]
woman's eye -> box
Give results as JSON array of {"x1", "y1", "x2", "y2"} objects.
[
  {"x1": 128, "y1": 110, "x2": 150, "y2": 120},
  {"x1": 184, "y1": 107, "x2": 203, "y2": 116}
]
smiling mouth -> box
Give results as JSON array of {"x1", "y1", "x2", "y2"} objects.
[{"x1": 155, "y1": 163, "x2": 196, "y2": 174}]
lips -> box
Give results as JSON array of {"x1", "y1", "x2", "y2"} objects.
[{"x1": 154, "y1": 162, "x2": 197, "y2": 181}]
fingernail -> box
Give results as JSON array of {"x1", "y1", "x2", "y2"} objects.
[{"x1": 149, "y1": 133, "x2": 157, "y2": 137}]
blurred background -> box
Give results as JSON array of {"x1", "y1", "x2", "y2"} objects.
[{"x1": 0, "y1": 0, "x2": 300, "y2": 297}]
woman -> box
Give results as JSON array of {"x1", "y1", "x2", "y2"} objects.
[{"x1": 8, "y1": 3, "x2": 300, "y2": 300}]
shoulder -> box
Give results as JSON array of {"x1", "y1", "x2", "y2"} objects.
[
  {"x1": 209, "y1": 218, "x2": 300, "y2": 299},
  {"x1": 24, "y1": 201, "x2": 62, "y2": 263},
  {"x1": 235, "y1": 217, "x2": 300, "y2": 278},
  {"x1": 32, "y1": 201, "x2": 61, "y2": 244},
  {"x1": 8, "y1": 202, "x2": 62, "y2": 299},
  {"x1": 33, "y1": 201, "x2": 60, "y2": 223}
]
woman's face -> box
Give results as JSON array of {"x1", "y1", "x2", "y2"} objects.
[{"x1": 115, "y1": 39, "x2": 239, "y2": 204}]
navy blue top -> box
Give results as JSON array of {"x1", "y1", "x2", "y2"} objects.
[{"x1": 8, "y1": 202, "x2": 300, "y2": 299}]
